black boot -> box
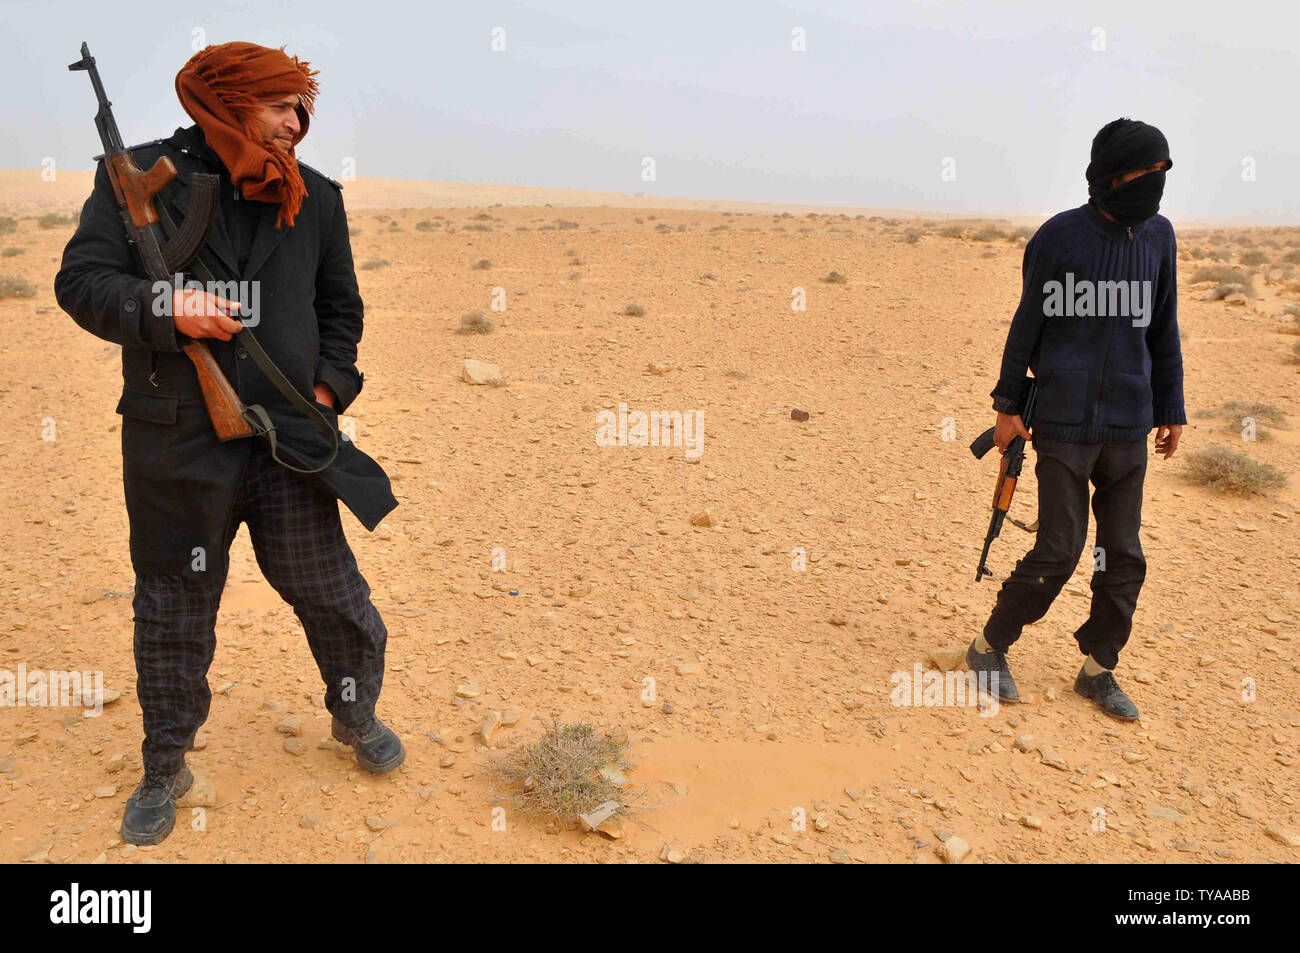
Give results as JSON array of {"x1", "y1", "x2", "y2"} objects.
[
  {"x1": 965, "y1": 639, "x2": 1020, "y2": 703},
  {"x1": 120, "y1": 764, "x2": 194, "y2": 846},
  {"x1": 331, "y1": 715, "x2": 405, "y2": 774},
  {"x1": 1074, "y1": 665, "x2": 1139, "y2": 721}
]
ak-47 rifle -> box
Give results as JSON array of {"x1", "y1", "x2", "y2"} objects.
[
  {"x1": 970, "y1": 376, "x2": 1038, "y2": 582},
  {"x1": 69, "y1": 43, "x2": 340, "y2": 475},
  {"x1": 68, "y1": 41, "x2": 251, "y2": 440}
]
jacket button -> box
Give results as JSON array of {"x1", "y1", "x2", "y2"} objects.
[
  {"x1": 123, "y1": 298, "x2": 138, "y2": 313},
  {"x1": 237, "y1": 347, "x2": 248, "y2": 359}
]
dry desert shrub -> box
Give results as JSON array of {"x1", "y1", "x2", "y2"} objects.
[
  {"x1": 2, "y1": 247, "x2": 24, "y2": 257},
  {"x1": 1240, "y1": 250, "x2": 1269, "y2": 266},
  {"x1": 0, "y1": 217, "x2": 16, "y2": 235},
  {"x1": 938, "y1": 224, "x2": 965, "y2": 238},
  {"x1": 623, "y1": 302, "x2": 645, "y2": 316},
  {"x1": 38, "y1": 212, "x2": 75, "y2": 228},
  {"x1": 457, "y1": 311, "x2": 494, "y2": 334},
  {"x1": 822, "y1": 270, "x2": 847, "y2": 284},
  {"x1": 0, "y1": 274, "x2": 36, "y2": 298},
  {"x1": 487, "y1": 721, "x2": 632, "y2": 823},
  {"x1": 471, "y1": 259, "x2": 492, "y2": 270},
  {"x1": 1194, "y1": 401, "x2": 1287, "y2": 426},
  {"x1": 358, "y1": 257, "x2": 390, "y2": 270},
  {"x1": 972, "y1": 224, "x2": 1006, "y2": 241},
  {"x1": 1183, "y1": 447, "x2": 1285, "y2": 495},
  {"x1": 1192, "y1": 266, "x2": 1254, "y2": 294}
]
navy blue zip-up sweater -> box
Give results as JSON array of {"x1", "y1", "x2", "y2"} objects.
[{"x1": 991, "y1": 201, "x2": 1187, "y2": 443}]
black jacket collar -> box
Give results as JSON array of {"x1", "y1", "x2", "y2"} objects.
[{"x1": 1081, "y1": 199, "x2": 1150, "y2": 241}]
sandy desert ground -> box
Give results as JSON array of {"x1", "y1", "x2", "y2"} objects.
[{"x1": 1, "y1": 169, "x2": 1297, "y2": 864}]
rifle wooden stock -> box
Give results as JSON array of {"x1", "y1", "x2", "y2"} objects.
[
  {"x1": 105, "y1": 153, "x2": 177, "y2": 227},
  {"x1": 994, "y1": 454, "x2": 1017, "y2": 511},
  {"x1": 181, "y1": 339, "x2": 254, "y2": 440}
]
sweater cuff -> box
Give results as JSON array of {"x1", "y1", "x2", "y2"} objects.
[
  {"x1": 316, "y1": 360, "x2": 362, "y2": 414},
  {"x1": 1153, "y1": 406, "x2": 1187, "y2": 426},
  {"x1": 991, "y1": 376, "x2": 1026, "y2": 403},
  {"x1": 992, "y1": 395, "x2": 1020, "y2": 415},
  {"x1": 134, "y1": 280, "x2": 181, "y2": 352}
]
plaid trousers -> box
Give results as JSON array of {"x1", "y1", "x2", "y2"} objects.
[{"x1": 131, "y1": 441, "x2": 388, "y2": 776}]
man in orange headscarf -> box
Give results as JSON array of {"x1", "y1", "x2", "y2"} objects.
[
  {"x1": 175, "y1": 41, "x2": 319, "y2": 229},
  {"x1": 56, "y1": 42, "x2": 403, "y2": 848}
]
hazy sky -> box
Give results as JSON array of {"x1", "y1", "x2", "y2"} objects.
[{"x1": 3, "y1": 0, "x2": 1295, "y2": 223}]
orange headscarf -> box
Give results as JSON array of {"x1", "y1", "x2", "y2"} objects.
[{"x1": 175, "y1": 42, "x2": 320, "y2": 229}]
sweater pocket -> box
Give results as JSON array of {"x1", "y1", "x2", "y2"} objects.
[
  {"x1": 115, "y1": 389, "x2": 179, "y2": 425},
  {"x1": 1104, "y1": 371, "x2": 1154, "y2": 428},
  {"x1": 1034, "y1": 368, "x2": 1089, "y2": 425}
]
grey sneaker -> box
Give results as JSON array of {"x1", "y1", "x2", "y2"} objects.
[
  {"x1": 1074, "y1": 666, "x2": 1139, "y2": 721},
  {"x1": 965, "y1": 639, "x2": 1020, "y2": 703},
  {"x1": 331, "y1": 715, "x2": 405, "y2": 774},
  {"x1": 120, "y1": 764, "x2": 194, "y2": 846}
]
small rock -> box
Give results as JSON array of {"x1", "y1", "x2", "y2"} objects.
[
  {"x1": 462, "y1": 359, "x2": 504, "y2": 386},
  {"x1": 276, "y1": 715, "x2": 303, "y2": 737},
  {"x1": 478, "y1": 711, "x2": 502, "y2": 744},
  {"x1": 928, "y1": 646, "x2": 967, "y2": 673},
  {"x1": 660, "y1": 841, "x2": 687, "y2": 864},
  {"x1": 1038, "y1": 746, "x2": 1068, "y2": 771},
  {"x1": 177, "y1": 773, "x2": 217, "y2": 808},
  {"x1": 578, "y1": 800, "x2": 622, "y2": 832},
  {"x1": 1265, "y1": 825, "x2": 1300, "y2": 847},
  {"x1": 938, "y1": 836, "x2": 971, "y2": 864}
]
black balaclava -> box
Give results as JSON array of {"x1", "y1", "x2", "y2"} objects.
[{"x1": 1085, "y1": 118, "x2": 1173, "y2": 226}]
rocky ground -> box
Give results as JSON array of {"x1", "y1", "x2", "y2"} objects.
[{"x1": 1, "y1": 174, "x2": 1297, "y2": 863}]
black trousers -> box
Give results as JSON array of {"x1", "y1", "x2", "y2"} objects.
[
  {"x1": 131, "y1": 442, "x2": 388, "y2": 776},
  {"x1": 982, "y1": 435, "x2": 1148, "y2": 670}
]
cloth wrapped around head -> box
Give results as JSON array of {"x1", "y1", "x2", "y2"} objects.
[{"x1": 175, "y1": 41, "x2": 320, "y2": 229}]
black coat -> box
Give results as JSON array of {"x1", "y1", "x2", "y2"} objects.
[{"x1": 55, "y1": 124, "x2": 396, "y2": 578}]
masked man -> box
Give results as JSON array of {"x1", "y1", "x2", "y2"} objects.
[
  {"x1": 967, "y1": 118, "x2": 1186, "y2": 721},
  {"x1": 55, "y1": 42, "x2": 405, "y2": 846}
]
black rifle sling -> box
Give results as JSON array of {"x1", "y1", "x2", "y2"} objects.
[{"x1": 154, "y1": 202, "x2": 340, "y2": 475}]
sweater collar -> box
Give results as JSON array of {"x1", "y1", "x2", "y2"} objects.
[
  {"x1": 1080, "y1": 200, "x2": 1147, "y2": 241},
  {"x1": 167, "y1": 124, "x2": 226, "y2": 173}
]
